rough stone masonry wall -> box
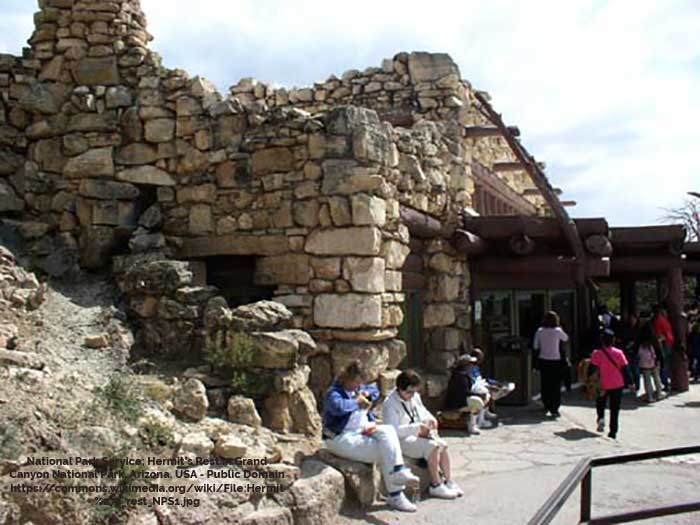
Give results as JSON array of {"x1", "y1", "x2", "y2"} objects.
[
  {"x1": 167, "y1": 102, "x2": 471, "y2": 400},
  {"x1": 228, "y1": 51, "x2": 539, "y2": 215},
  {"x1": 0, "y1": 0, "x2": 475, "y2": 402}
]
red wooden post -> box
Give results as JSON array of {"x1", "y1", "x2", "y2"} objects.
[{"x1": 667, "y1": 267, "x2": 689, "y2": 392}]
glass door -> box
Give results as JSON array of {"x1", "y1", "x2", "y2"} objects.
[
  {"x1": 475, "y1": 291, "x2": 512, "y2": 375},
  {"x1": 516, "y1": 291, "x2": 547, "y2": 398}
]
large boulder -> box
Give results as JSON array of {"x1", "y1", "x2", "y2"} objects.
[
  {"x1": 227, "y1": 395, "x2": 262, "y2": 427},
  {"x1": 121, "y1": 260, "x2": 194, "y2": 295},
  {"x1": 407, "y1": 52, "x2": 460, "y2": 83},
  {"x1": 263, "y1": 386, "x2": 321, "y2": 436},
  {"x1": 172, "y1": 378, "x2": 209, "y2": 421},
  {"x1": 278, "y1": 460, "x2": 345, "y2": 525},
  {"x1": 230, "y1": 300, "x2": 294, "y2": 331},
  {"x1": 249, "y1": 331, "x2": 300, "y2": 369},
  {"x1": 313, "y1": 294, "x2": 383, "y2": 329},
  {"x1": 315, "y1": 449, "x2": 380, "y2": 507}
]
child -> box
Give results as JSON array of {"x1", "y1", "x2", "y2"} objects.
[{"x1": 637, "y1": 323, "x2": 665, "y2": 402}]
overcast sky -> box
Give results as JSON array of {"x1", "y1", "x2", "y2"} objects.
[{"x1": 2, "y1": 0, "x2": 699, "y2": 227}]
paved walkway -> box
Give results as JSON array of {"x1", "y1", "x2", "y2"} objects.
[{"x1": 339, "y1": 382, "x2": 700, "y2": 524}]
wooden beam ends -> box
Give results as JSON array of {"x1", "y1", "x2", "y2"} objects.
[
  {"x1": 451, "y1": 229, "x2": 487, "y2": 255},
  {"x1": 585, "y1": 234, "x2": 613, "y2": 257},
  {"x1": 399, "y1": 205, "x2": 445, "y2": 239},
  {"x1": 509, "y1": 234, "x2": 536, "y2": 256}
]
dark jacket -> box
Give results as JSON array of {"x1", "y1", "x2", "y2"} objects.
[
  {"x1": 322, "y1": 380, "x2": 379, "y2": 437},
  {"x1": 443, "y1": 367, "x2": 475, "y2": 411}
]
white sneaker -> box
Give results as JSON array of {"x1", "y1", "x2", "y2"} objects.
[
  {"x1": 390, "y1": 467, "x2": 420, "y2": 487},
  {"x1": 467, "y1": 416, "x2": 480, "y2": 435},
  {"x1": 445, "y1": 480, "x2": 464, "y2": 497},
  {"x1": 596, "y1": 419, "x2": 604, "y2": 432},
  {"x1": 428, "y1": 483, "x2": 458, "y2": 499},
  {"x1": 387, "y1": 491, "x2": 417, "y2": 512},
  {"x1": 485, "y1": 410, "x2": 498, "y2": 420}
]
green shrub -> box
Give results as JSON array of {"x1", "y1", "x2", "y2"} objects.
[
  {"x1": 204, "y1": 330, "x2": 260, "y2": 394},
  {"x1": 93, "y1": 446, "x2": 152, "y2": 524},
  {"x1": 204, "y1": 329, "x2": 255, "y2": 369},
  {"x1": 140, "y1": 417, "x2": 174, "y2": 448},
  {"x1": 95, "y1": 375, "x2": 142, "y2": 424}
]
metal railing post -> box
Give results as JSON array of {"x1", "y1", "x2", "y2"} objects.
[{"x1": 580, "y1": 470, "x2": 592, "y2": 522}]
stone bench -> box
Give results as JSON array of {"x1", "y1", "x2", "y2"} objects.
[{"x1": 315, "y1": 449, "x2": 431, "y2": 508}]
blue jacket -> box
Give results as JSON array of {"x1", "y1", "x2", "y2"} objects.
[{"x1": 322, "y1": 380, "x2": 380, "y2": 437}]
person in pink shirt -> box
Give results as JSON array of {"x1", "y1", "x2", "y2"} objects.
[{"x1": 589, "y1": 329, "x2": 637, "y2": 439}]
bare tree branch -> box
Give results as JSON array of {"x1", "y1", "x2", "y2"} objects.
[{"x1": 661, "y1": 198, "x2": 700, "y2": 241}]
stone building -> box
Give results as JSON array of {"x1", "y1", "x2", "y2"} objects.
[{"x1": 0, "y1": 0, "x2": 590, "y2": 409}]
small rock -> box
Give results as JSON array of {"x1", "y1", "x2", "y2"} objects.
[
  {"x1": 214, "y1": 434, "x2": 248, "y2": 459},
  {"x1": 85, "y1": 334, "x2": 110, "y2": 349}
]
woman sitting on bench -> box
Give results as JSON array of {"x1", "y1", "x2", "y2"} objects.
[
  {"x1": 322, "y1": 360, "x2": 420, "y2": 512},
  {"x1": 383, "y1": 369, "x2": 463, "y2": 499}
]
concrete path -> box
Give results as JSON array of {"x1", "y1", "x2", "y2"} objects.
[{"x1": 338, "y1": 382, "x2": 700, "y2": 524}]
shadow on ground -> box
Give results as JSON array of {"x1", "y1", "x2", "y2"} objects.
[
  {"x1": 554, "y1": 428, "x2": 599, "y2": 441},
  {"x1": 339, "y1": 502, "x2": 394, "y2": 525}
]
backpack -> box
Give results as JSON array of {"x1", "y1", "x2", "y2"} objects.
[{"x1": 578, "y1": 358, "x2": 601, "y2": 400}]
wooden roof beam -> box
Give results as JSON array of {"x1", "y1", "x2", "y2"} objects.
[
  {"x1": 451, "y1": 229, "x2": 487, "y2": 255},
  {"x1": 611, "y1": 225, "x2": 686, "y2": 244},
  {"x1": 400, "y1": 205, "x2": 448, "y2": 239},
  {"x1": 493, "y1": 161, "x2": 547, "y2": 172},
  {"x1": 474, "y1": 91, "x2": 585, "y2": 281},
  {"x1": 464, "y1": 125, "x2": 521, "y2": 138}
]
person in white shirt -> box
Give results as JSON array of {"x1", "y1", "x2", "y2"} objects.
[
  {"x1": 323, "y1": 361, "x2": 420, "y2": 512},
  {"x1": 470, "y1": 347, "x2": 516, "y2": 427},
  {"x1": 533, "y1": 310, "x2": 569, "y2": 416},
  {"x1": 383, "y1": 370, "x2": 463, "y2": 499}
]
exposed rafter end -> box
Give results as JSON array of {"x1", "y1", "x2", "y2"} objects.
[
  {"x1": 493, "y1": 161, "x2": 546, "y2": 172},
  {"x1": 464, "y1": 125, "x2": 521, "y2": 138}
]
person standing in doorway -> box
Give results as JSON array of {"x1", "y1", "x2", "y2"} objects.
[
  {"x1": 533, "y1": 311, "x2": 569, "y2": 417},
  {"x1": 652, "y1": 305, "x2": 675, "y2": 391},
  {"x1": 589, "y1": 329, "x2": 637, "y2": 439}
]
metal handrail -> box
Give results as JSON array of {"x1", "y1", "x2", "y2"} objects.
[{"x1": 529, "y1": 445, "x2": 700, "y2": 524}]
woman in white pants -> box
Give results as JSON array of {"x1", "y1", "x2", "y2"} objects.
[
  {"x1": 383, "y1": 370, "x2": 463, "y2": 499},
  {"x1": 322, "y1": 361, "x2": 420, "y2": 512}
]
